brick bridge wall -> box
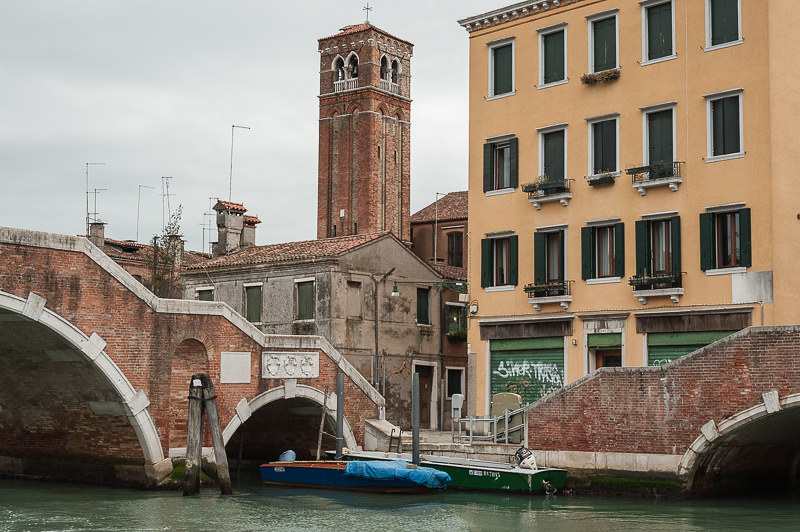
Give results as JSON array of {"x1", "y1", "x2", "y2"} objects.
[
  {"x1": 0, "y1": 228, "x2": 383, "y2": 485},
  {"x1": 526, "y1": 327, "x2": 800, "y2": 484}
]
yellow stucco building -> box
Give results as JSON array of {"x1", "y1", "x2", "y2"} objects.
[{"x1": 459, "y1": 0, "x2": 800, "y2": 416}]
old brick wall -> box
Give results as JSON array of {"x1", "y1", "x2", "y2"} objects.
[{"x1": 526, "y1": 328, "x2": 800, "y2": 455}]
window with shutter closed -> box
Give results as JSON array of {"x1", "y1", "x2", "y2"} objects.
[
  {"x1": 711, "y1": 95, "x2": 741, "y2": 157},
  {"x1": 543, "y1": 29, "x2": 565, "y2": 84},
  {"x1": 646, "y1": 2, "x2": 673, "y2": 61},
  {"x1": 492, "y1": 43, "x2": 513, "y2": 96},
  {"x1": 710, "y1": 0, "x2": 739, "y2": 47},
  {"x1": 647, "y1": 108, "x2": 674, "y2": 177},
  {"x1": 296, "y1": 281, "x2": 315, "y2": 320},
  {"x1": 592, "y1": 16, "x2": 617, "y2": 72},
  {"x1": 416, "y1": 287, "x2": 430, "y2": 325},
  {"x1": 245, "y1": 286, "x2": 262, "y2": 323},
  {"x1": 592, "y1": 119, "x2": 617, "y2": 175},
  {"x1": 543, "y1": 129, "x2": 565, "y2": 181}
]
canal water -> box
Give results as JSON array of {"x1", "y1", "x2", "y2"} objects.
[{"x1": 1, "y1": 478, "x2": 798, "y2": 531}]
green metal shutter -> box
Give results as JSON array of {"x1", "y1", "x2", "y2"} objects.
[
  {"x1": 481, "y1": 239, "x2": 493, "y2": 288},
  {"x1": 593, "y1": 17, "x2": 616, "y2": 72},
  {"x1": 493, "y1": 44, "x2": 513, "y2": 95},
  {"x1": 647, "y1": 2, "x2": 672, "y2": 60},
  {"x1": 490, "y1": 337, "x2": 565, "y2": 405},
  {"x1": 614, "y1": 222, "x2": 625, "y2": 278},
  {"x1": 483, "y1": 143, "x2": 493, "y2": 192},
  {"x1": 543, "y1": 30, "x2": 565, "y2": 84},
  {"x1": 508, "y1": 235, "x2": 519, "y2": 286},
  {"x1": 739, "y1": 208, "x2": 752, "y2": 267},
  {"x1": 711, "y1": 0, "x2": 739, "y2": 46},
  {"x1": 647, "y1": 331, "x2": 736, "y2": 366},
  {"x1": 699, "y1": 213, "x2": 716, "y2": 271},
  {"x1": 581, "y1": 227, "x2": 595, "y2": 281},
  {"x1": 635, "y1": 220, "x2": 650, "y2": 276},
  {"x1": 509, "y1": 137, "x2": 519, "y2": 189},
  {"x1": 587, "y1": 333, "x2": 622, "y2": 348},
  {"x1": 543, "y1": 130, "x2": 565, "y2": 180},
  {"x1": 534, "y1": 233, "x2": 546, "y2": 284},
  {"x1": 671, "y1": 216, "x2": 682, "y2": 276}
]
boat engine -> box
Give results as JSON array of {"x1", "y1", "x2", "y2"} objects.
[{"x1": 514, "y1": 447, "x2": 538, "y2": 470}]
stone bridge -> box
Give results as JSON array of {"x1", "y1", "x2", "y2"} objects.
[
  {"x1": 526, "y1": 326, "x2": 800, "y2": 495},
  {"x1": 0, "y1": 228, "x2": 384, "y2": 487}
]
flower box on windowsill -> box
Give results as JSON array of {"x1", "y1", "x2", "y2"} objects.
[
  {"x1": 524, "y1": 281, "x2": 573, "y2": 311},
  {"x1": 522, "y1": 177, "x2": 573, "y2": 209},
  {"x1": 627, "y1": 162, "x2": 684, "y2": 196},
  {"x1": 586, "y1": 172, "x2": 617, "y2": 187},
  {"x1": 581, "y1": 68, "x2": 621, "y2": 85},
  {"x1": 629, "y1": 273, "x2": 684, "y2": 304}
]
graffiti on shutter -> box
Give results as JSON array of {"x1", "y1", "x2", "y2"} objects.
[{"x1": 490, "y1": 346, "x2": 564, "y2": 405}]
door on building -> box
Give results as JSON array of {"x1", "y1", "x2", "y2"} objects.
[
  {"x1": 647, "y1": 331, "x2": 735, "y2": 366},
  {"x1": 490, "y1": 337, "x2": 565, "y2": 406},
  {"x1": 587, "y1": 333, "x2": 623, "y2": 371},
  {"x1": 414, "y1": 364, "x2": 434, "y2": 428}
]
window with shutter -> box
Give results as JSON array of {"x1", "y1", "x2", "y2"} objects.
[
  {"x1": 709, "y1": 0, "x2": 740, "y2": 47},
  {"x1": 296, "y1": 281, "x2": 315, "y2": 320},
  {"x1": 542, "y1": 129, "x2": 566, "y2": 181},
  {"x1": 645, "y1": 2, "x2": 673, "y2": 61},
  {"x1": 710, "y1": 94, "x2": 742, "y2": 157},
  {"x1": 197, "y1": 289, "x2": 214, "y2": 302},
  {"x1": 245, "y1": 285, "x2": 262, "y2": 323},
  {"x1": 635, "y1": 220, "x2": 651, "y2": 276},
  {"x1": 542, "y1": 29, "x2": 566, "y2": 85},
  {"x1": 447, "y1": 232, "x2": 463, "y2": 267},
  {"x1": 646, "y1": 108, "x2": 674, "y2": 178},
  {"x1": 614, "y1": 223, "x2": 625, "y2": 278},
  {"x1": 491, "y1": 42, "x2": 514, "y2": 96},
  {"x1": 416, "y1": 287, "x2": 430, "y2": 325},
  {"x1": 591, "y1": 119, "x2": 617, "y2": 175},
  {"x1": 699, "y1": 212, "x2": 716, "y2": 271},
  {"x1": 533, "y1": 233, "x2": 547, "y2": 285},
  {"x1": 595, "y1": 225, "x2": 615, "y2": 278},
  {"x1": 481, "y1": 238, "x2": 493, "y2": 288},
  {"x1": 581, "y1": 227, "x2": 595, "y2": 281},
  {"x1": 591, "y1": 16, "x2": 617, "y2": 73},
  {"x1": 545, "y1": 231, "x2": 564, "y2": 283},
  {"x1": 508, "y1": 235, "x2": 519, "y2": 286}
]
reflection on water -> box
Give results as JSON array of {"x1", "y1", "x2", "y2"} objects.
[{"x1": 0, "y1": 478, "x2": 798, "y2": 532}]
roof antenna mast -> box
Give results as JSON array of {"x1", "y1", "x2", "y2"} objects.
[{"x1": 363, "y1": 1, "x2": 373, "y2": 23}]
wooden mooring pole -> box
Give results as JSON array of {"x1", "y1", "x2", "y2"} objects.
[
  {"x1": 412, "y1": 371, "x2": 420, "y2": 465},
  {"x1": 335, "y1": 370, "x2": 345, "y2": 459},
  {"x1": 182, "y1": 373, "x2": 233, "y2": 496}
]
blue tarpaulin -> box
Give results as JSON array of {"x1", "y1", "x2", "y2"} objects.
[{"x1": 344, "y1": 460, "x2": 451, "y2": 489}]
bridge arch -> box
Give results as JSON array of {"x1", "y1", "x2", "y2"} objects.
[
  {"x1": 222, "y1": 384, "x2": 358, "y2": 461},
  {"x1": 680, "y1": 391, "x2": 800, "y2": 496},
  {"x1": 0, "y1": 290, "x2": 166, "y2": 484}
]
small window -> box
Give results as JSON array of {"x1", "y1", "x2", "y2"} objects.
[
  {"x1": 644, "y1": 106, "x2": 675, "y2": 176},
  {"x1": 534, "y1": 230, "x2": 566, "y2": 289},
  {"x1": 334, "y1": 57, "x2": 345, "y2": 81},
  {"x1": 244, "y1": 285, "x2": 262, "y2": 323},
  {"x1": 590, "y1": 118, "x2": 617, "y2": 175},
  {"x1": 700, "y1": 208, "x2": 751, "y2": 271},
  {"x1": 540, "y1": 28, "x2": 566, "y2": 86},
  {"x1": 590, "y1": 14, "x2": 617, "y2": 73},
  {"x1": 380, "y1": 56, "x2": 389, "y2": 80},
  {"x1": 650, "y1": 219, "x2": 673, "y2": 274},
  {"x1": 447, "y1": 232, "x2": 464, "y2": 267},
  {"x1": 643, "y1": 1, "x2": 674, "y2": 62},
  {"x1": 482, "y1": 137, "x2": 518, "y2": 192},
  {"x1": 595, "y1": 226, "x2": 615, "y2": 278},
  {"x1": 391, "y1": 60, "x2": 399, "y2": 84},
  {"x1": 446, "y1": 367, "x2": 464, "y2": 399},
  {"x1": 480, "y1": 235, "x2": 518, "y2": 288},
  {"x1": 708, "y1": 0, "x2": 740, "y2": 48},
  {"x1": 708, "y1": 92, "x2": 743, "y2": 158},
  {"x1": 197, "y1": 289, "x2": 214, "y2": 302},
  {"x1": 346, "y1": 281, "x2": 362, "y2": 318},
  {"x1": 416, "y1": 287, "x2": 430, "y2": 325},
  {"x1": 635, "y1": 217, "x2": 681, "y2": 282},
  {"x1": 445, "y1": 305, "x2": 466, "y2": 337},
  {"x1": 581, "y1": 223, "x2": 624, "y2": 281},
  {"x1": 489, "y1": 41, "x2": 514, "y2": 97},
  {"x1": 296, "y1": 281, "x2": 315, "y2": 320},
  {"x1": 541, "y1": 128, "x2": 566, "y2": 181}
]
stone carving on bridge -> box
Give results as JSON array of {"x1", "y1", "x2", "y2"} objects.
[{"x1": 262, "y1": 351, "x2": 319, "y2": 379}]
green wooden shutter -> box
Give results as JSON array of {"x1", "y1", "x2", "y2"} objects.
[
  {"x1": 509, "y1": 137, "x2": 519, "y2": 188},
  {"x1": 648, "y1": 109, "x2": 673, "y2": 166},
  {"x1": 711, "y1": 0, "x2": 739, "y2": 46},
  {"x1": 593, "y1": 120, "x2": 616, "y2": 174},
  {"x1": 671, "y1": 217, "x2": 682, "y2": 276},
  {"x1": 508, "y1": 235, "x2": 519, "y2": 286},
  {"x1": 593, "y1": 17, "x2": 616, "y2": 72},
  {"x1": 581, "y1": 227, "x2": 595, "y2": 280},
  {"x1": 614, "y1": 223, "x2": 625, "y2": 278},
  {"x1": 297, "y1": 281, "x2": 315, "y2": 320},
  {"x1": 647, "y1": 2, "x2": 672, "y2": 60},
  {"x1": 699, "y1": 213, "x2": 716, "y2": 271},
  {"x1": 245, "y1": 286, "x2": 262, "y2": 323},
  {"x1": 493, "y1": 44, "x2": 513, "y2": 95},
  {"x1": 483, "y1": 143, "x2": 493, "y2": 192},
  {"x1": 635, "y1": 220, "x2": 650, "y2": 276},
  {"x1": 557, "y1": 231, "x2": 565, "y2": 283},
  {"x1": 416, "y1": 288, "x2": 430, "y2": 325},
  {"x1": 543, "y1": 30, "x2": 565, "y2": 84},
  {"x1": 713, "y1": 96, "x2": 741, "y2": 156},
  {"x1": 481, "y1": 239, "x2": 493, "y2": 288},
  {"x1": 739, "y1": 208, "x2": 752, "y2": 268},
  {"x1": 543, "y1": 130, "x2": 565, "y2": 180},
  {"x1": 534, "y1": 233, "x2": 546, "y2": 284}
]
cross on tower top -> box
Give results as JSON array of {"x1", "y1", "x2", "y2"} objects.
[{"x1": 363, "y1": 1, "x2": 373, "y2": 23}]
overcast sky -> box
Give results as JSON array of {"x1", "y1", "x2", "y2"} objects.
[{"x1": 0, "y1": 0, "x2": 499, "y2": 251}]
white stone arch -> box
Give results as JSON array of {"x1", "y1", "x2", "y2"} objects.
[
  {"x1": 222, "y1": 384, "x2": 358, "y2": 451},
  {"x1": 0, "y1": 290, "x2": 167, "y2": 474},
  {"x1": 678, "y1": 390, "x2": 800, "y2": 490}
]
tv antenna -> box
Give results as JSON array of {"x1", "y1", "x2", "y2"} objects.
[
  {"x1": 160, "y1": 176, "x2": 175, "y2": 231},
  {"x1": 88, "y1": 187, "x2": 109, "y2": 226},
  {"x1": 136, "y1": 184, "x2": 156, "y2": 242},
  {"x1": 84, "y1": 162, "x2": 106, "y2": 235},
  {"x1": 229, "y1": 124, "x2": 251, "y2": 200}
]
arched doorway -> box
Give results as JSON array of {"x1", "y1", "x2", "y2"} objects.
[
  {"x1": 0, "y1": 291, "x2": 165, "y2": 486},
  {"x1": 682, "y1": 394, "x2": 800, "y2": 496}
]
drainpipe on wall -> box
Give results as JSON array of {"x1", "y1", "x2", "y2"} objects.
[{"x1": 371, "y1": 267, "x2": 396, "y2": 391}]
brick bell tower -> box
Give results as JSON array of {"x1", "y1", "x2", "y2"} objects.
[{"x1": 317, "y1": 23, "x2": 413, "y2": 242}]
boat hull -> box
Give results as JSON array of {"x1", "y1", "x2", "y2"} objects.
[{"x1": 259, "y1": 461, "x2": 429, "y2": 494}]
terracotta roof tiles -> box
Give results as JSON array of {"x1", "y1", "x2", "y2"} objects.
[{"x1": 410, "y1": 191, "x2": 468, "y2": 224}]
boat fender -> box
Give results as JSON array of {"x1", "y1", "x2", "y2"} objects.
[
  {"x1": 514, "y1": 447, "x2": 538, "y2": 470},
  {"x1": 278, "y1": 450, "x2": 297, "y2": 462}
]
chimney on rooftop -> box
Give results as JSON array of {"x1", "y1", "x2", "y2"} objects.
[
  {"x1": 88, "y1": 222, "x2": 106, "y2": 248},
  {"x1": 241, "y1": 215, "x2": 261, "y2": 247},
  {"x1": 212, "y1": 200, "x2": 246, "y2": 257}
]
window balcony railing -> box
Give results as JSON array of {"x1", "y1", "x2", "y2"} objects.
[
  {"x1": 379, "y1": 79, "x2": 400, "y2": 94},
  {"x1": 334, "y1": 78, "x2": 359, "y2": 93},
  {"x1": 522, "y1": 177, "x2": 573, "y2": 209},
  {"x1": 626, "y1": 161, "x2": 684, "y2": 196},
  {"x1": 629, "y1": 272, "x2": 684, "y2": 304},
  {"x1": 524, "y1": 280, "x2": 573, "y2": 311}
]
